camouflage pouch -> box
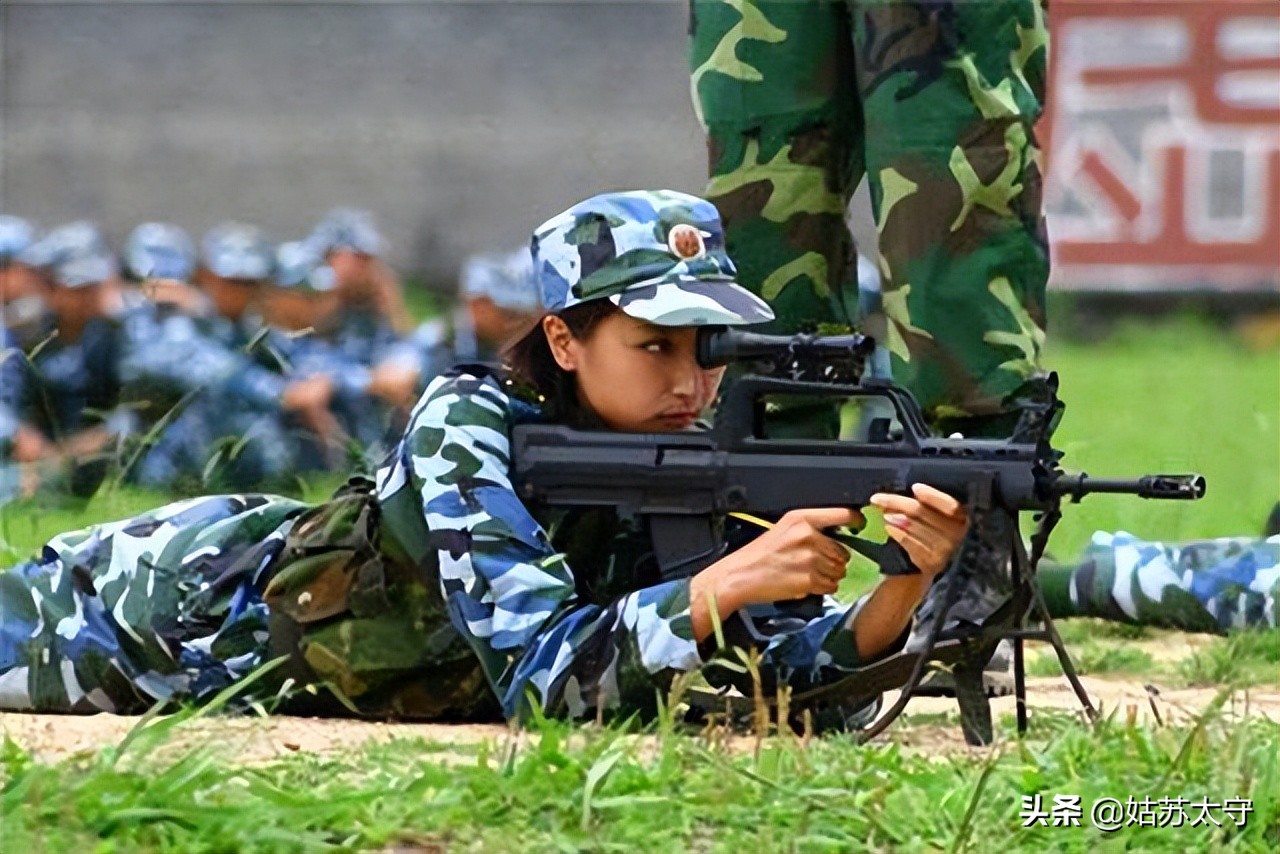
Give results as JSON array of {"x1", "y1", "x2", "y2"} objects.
[
  {"x1": 264, "y1": 476, "x2": 381, "y2": 623},
  {"x1": 262, "y1": 476, "x2": 493, "y2": 719},
  {"x1": 262, "y1": 476, "x2": 383, "y2": 709}
]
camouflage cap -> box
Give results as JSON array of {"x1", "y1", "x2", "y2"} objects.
[
  {"x1": 531, "y1": 190, "x2": 773, "y2": 327},
  {"x1": 202, "y1": 222, "x2": 274, "y2": 281},
  {"x1": 18, "y1": 221, "x2": 108, "y2": 269},
  {"x1": 459, "y1": 247, "x2": 541, "y2": 313},
  {"x1": 125, "y1": 222, "x2": 196, "y2": 282},
  {"x1": 21, "y1": 221, "x2": 116, "y2": 288},
  {"x1": 54, "y1": 251, "x2": 119, "y2": 289},
  {"x1": 0, "y1": 215, "x2": 36, "y2": 265},
  {"x1": 310, "y1": 208, "x2": 385, "y2": 256},
  {"x1": 274, "y1": 240, "x2": 337, "y2": 295}
]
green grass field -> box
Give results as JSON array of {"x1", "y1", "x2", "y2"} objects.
[{"x1": 2, "y1": 315, "x2": 1277, "y2": 853}]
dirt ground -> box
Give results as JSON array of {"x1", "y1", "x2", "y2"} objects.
[{"x1": 3, "y1": 636, "x2": 1277, "y2": 765}]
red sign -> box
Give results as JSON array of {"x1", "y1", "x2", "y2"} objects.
[{"x1": 1043, "y1": 0, "x2": 1280, "y2": 291}]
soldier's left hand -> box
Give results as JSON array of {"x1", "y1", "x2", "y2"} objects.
[{"x1": 868, "y1": 484, "x2": 968, "y2": 577}]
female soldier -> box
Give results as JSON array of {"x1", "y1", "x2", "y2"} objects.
[{"x1": 0, "y1": 191, "x2": 968, "y2": 719}]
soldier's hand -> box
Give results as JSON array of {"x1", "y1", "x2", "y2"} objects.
[
  {"x1": 282, "y1": 375, "x2": 334, "y2": 412},
  {"x1": 368, "y1": 361, "x2": 420, "y2": 406},
  {"x1": 707, "y1": 507, "x2": 865, "y2": 604},
  {"x1": 869, "y1": 484, "x2": 968, "y2": 578},
  {"x1": 12, "y1": 424, "x2": 56, "y2": 463}
]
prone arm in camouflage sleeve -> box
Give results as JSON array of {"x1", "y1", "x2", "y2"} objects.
[{"x1": 399, "y1": 372, "x2": 704, "y2": 720}]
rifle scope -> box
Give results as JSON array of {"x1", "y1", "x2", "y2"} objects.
[{"x1": 697, "y1": 327, "x2": 874, "y2": 369}]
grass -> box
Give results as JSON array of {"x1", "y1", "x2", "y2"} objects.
[
  {"x1": 1042, "y1": 315, "x2": 1277, "y2": 558},
  {"x1": 1025, "y1": 641, "x2": 1155, "y2": 679},
  {"x1": 3, "y1": 693, "x2": 1279, "y2": 854},
  {"x1": 1179, "y1": 630, "x2": 1280, "y2": 688}
]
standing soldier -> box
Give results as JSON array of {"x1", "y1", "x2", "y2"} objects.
[
  {"x1": 689, "y1": 0, "x2": 1050, "y2": 695},
  {"x1": 689, "y1": 0, "x2": 1049, "y2": 438},
  {"x1": 689, "y1": 3, "x2": 1277, "y2": 684}
]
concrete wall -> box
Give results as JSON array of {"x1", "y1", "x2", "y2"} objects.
[{"x1": 0, "y1": 0, "x2": 745, "y2": 284}]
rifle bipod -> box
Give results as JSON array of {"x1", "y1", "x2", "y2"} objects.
[{"x1": 848, "y1": 504, "x2": 1098, "y2": 745}]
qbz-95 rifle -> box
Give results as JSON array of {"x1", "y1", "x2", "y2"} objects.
[{"x1": 511, "y1": 328, "x2": 1205, "y2": 744}]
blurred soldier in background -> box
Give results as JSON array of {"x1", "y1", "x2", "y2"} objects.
[
  {"x1": 309, "y1": 207, "x2": 413, "y2": 344},
  {"x1": 1, "y1": 216, "x2": 49, "y2": 350},
  {"x1": 0, "y1": 216, "x2": 41, "y2": 502},
  {"x1": 9, "y1": 222, "x2": 132, "y2": 497},
  {"x1": 121, "y1": 221, "x2": 207, "y2": 314},
  {"x1": 307, "y1": 210, "x2": 423, "y2": 413},
  {"x1": 266, "y1": 240, "x2": 366, "y2": 466},
  {"x1": 454, "y1": 246, "x2": 541, "y2": 365},
  {"x1": 115, "y1": 222, "x2": 214, "y2": 485}
]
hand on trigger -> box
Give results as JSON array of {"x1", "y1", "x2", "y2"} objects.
[{"x1": 868, "y1": 484, "x2": 968, "y2": 577}]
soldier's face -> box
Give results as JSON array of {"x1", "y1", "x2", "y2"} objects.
[
  {"x1": 0, "y1": 264, "x2": 44, "y2": 303},
  {"x1": 328, "y1": 249, "x2": 375, "y2": 298},
  {"x1": 545, "y1": 311, "x2": 725, "y2": 433},
  {"x1": 469, "y1": 295, "x2": 532, "y2": 346},
  {"x1": 264, "y1": 288, "x2": 339, "y2": 331},
  {"x1": 46, "y1": 281, "x2": 103, "y2": 325},
  {"x1": 205, "y1": 276, "x2": 259, "y2": 320}
]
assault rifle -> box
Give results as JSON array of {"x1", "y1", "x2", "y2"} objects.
[{"x1": 511, "y1": 328, "x2": 1205, "y2": 744}]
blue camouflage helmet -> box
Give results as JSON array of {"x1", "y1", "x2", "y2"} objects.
[
  {"x1": 531, "y1": 190, "x2": 773, "y2": 326},
  {"x1": 125, "y1": 222, "x2": 196, "y2": 282},
  {"x1": 202, "y1": 222, "x2": 274, "y2": 281},
  {"x1": 310, "y1": 208, "x2": 385, "y2": 257},
  {"x1": 459, "y1": 247, "x2": 542, "y2": 313},
  {"x1": 0, "y1": 216, "x2": 36, "y2": 265},
  {"x1": 274, "y1": 241, "x2": 337, "y2": 295}
]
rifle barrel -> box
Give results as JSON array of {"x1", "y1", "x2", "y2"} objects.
[{"x1": 1054, "y1": 473, "x2": 1206, "y2": 502}]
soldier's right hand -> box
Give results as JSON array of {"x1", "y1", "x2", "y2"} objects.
[
  {"x1": 282, "y1": 375, "x2": 334, "y2": 412},
  {"x1": 705, "y1": 507, "x2": 864, "y2": 604}
]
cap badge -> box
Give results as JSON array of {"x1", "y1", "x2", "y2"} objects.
[{"x1": 667, "y1": 224, "x2": 706, "y2": 260}]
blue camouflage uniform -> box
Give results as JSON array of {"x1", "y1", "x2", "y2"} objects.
[{"x1": 0, "y1": 192, "x2": 1274, "y2": 718}]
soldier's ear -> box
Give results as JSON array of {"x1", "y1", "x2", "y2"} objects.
[{"x1": 543, "y1": 314, "x2": 578, "y2": 372}]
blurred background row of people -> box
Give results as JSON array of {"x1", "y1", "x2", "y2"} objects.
[{"x1": 0, "y1": 210, "x2": 542, "y2": 502}]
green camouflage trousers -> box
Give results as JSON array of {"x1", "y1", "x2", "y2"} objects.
[{"x1": 690, "y1": 0, "x2": 1050, "y2": 435}]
